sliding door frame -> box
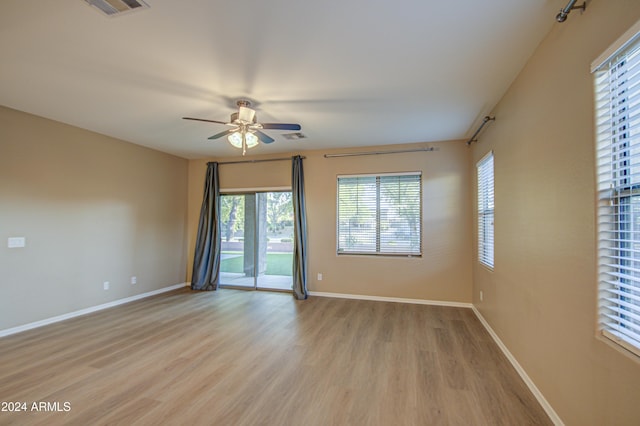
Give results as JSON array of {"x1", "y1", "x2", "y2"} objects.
[{"x1": 219, "y1": 187, "x2": 293, "y2": 293}]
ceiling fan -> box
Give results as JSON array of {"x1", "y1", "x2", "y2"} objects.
[{"x1": 183, "y1": 100, "x2": 302, "y2": 155}]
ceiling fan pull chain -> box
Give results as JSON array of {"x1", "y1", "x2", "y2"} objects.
[{"x1": 242, "y1": 132, "x2": 247, "y2": 156}]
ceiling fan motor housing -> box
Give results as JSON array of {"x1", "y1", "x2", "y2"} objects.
[{"x1": 230, "y1": 111, "x2": 257, "y2": 125}]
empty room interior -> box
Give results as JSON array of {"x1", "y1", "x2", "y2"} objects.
[{"x1": 1, "y1": 0, "x2": 640, "y2": 425}]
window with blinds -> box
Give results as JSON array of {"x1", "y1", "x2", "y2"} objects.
[
  {"x1": 477, "y1": 152, "x2": 494, "y2": 269},
  {"x1": 337, "y1": 172, "x2": 421, "y2": 256},
  {"x1": 593, "y1": 21, "x2": 640, "y2": 357}
]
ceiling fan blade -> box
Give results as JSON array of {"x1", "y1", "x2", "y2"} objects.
[
  {"x1": 208, "y1": 129, "x2": 234, "y2": 140},
  {"x1": 183, "y1": 117, "x2": 228, "y2": 125},
  {"x1": 255, "y1": 130, "x2": 275, "y2": 144},
  {"x1": 261, "y1": 123, "x2": 301, "y2": 131}
]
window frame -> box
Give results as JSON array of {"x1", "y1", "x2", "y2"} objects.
[
  {"x1": 593, "y1": 19, "x2": 640, "y2": 358},
  {"x1": 476, "y1": 151, "x2": 495, "y2": 269},
  {"x1": 336, "y1": 171, "x2": 422, "y2": 257}
]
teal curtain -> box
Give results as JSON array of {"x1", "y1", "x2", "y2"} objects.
[
  {"x1": 191, "y1": 162, "x2": 221, "y2": 291},
  {"x1": 292, "y1": 156, "x2": 308, "y2": 299}
]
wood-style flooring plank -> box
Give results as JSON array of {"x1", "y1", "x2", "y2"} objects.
[{"x1": 0, "y1": 288, "x2": 552, "y2": 426}]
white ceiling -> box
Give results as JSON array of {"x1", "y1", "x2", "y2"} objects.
[{"x1": 0, "y1": 0, "x2": 561, "y2": 159}]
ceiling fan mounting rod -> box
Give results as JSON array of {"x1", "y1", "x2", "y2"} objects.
[{"x1": 236, "y1": 99, "x2": 252, "y2": 108}]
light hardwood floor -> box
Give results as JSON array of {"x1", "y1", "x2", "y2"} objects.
[{"x1": 0, "y1": 289, "x2": 552, "y2": 425}]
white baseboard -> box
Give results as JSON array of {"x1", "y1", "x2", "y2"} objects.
[
  {"x1": 471, "y1": 306, "x2": 564, "y2": 426},
  {"x1": 308, "y1": 291, "x2": 473, "y2": 308},
  {"x1": 0, "y1": 282, "x2": 189, "y2": 338}
]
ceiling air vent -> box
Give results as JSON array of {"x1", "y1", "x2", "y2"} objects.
[
  {"x1": 282, "y1": 132, "x2": 307, "y2": 140},
  {"x1": 84, "y1": 0, "x2": 150, "y2": 17}
]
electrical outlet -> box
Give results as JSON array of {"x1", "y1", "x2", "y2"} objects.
[
  {"x1": 131, "y1": 276, "x2": 137, "y2": 285},
  {"x1": 103, "y1": 281, "x2": 110, "y2": 290},
  {"x1": 317, "y1": 273, "x2": 323, "y2": 281},
  {"x1": 480, "y1": 290, "x2": 483, "y2": 302}
]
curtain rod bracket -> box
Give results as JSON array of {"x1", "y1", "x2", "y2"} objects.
[
  {"x1": 466, "y1": 116, "x2": 495, "y2": 146},
  {"x1": 556, "y1": 1, "x2": 586, "y2": 23}
]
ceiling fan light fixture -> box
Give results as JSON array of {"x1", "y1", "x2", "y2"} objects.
[
  {"x1": 227, "y1": 132, "x2": 243, "y2": 148},
  {"x1": 245, "y1": 132, "x2": 259, "y2": 148},
  {"x1": 228, "y1": 131, "x2": 258, "y2": 149}
]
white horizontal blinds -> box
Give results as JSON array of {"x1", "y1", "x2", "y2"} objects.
[
  {"x1": 379, "y1": 174, "x2": 421, "y2": 253},
  {"x1": 337, "y1": 173, "x2": 421, "y2": 255},
  {"x1": 595, "y1": 28, "x2": 640, "y2": 356},
  {"x1": 338, "y1": 176, "x2": 377, "y2": 253},
  {"x1": 477, "y1": 152, "x2": 494, "y2": 268}
]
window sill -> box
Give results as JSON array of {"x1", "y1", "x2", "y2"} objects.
[
  {"x1": 478, "y1": 261, "x2": 494, "y2": 272},
  {"x1": 600, "y1": 329, "x2": 640, "y2": 363},
  {"x1": 337, "y1": 252, "x2": 422, "y2": 258}
]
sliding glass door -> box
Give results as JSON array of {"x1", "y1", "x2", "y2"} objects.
[{"x1": 219, "y1": 192, "x2": 293, "y2": 291}]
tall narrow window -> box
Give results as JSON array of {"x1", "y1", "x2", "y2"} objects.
[
  {"x1": 593, "y1": 21, "x2": 640, "y2": 357},
  {"x1": 477, "y1": 152, "x2": 494, "y2": 268},
  {"x1": 337, "y1": 172, "x2": 421, "y2": 256}
]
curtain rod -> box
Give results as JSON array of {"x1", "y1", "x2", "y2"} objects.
[
  {"x1": 466, "y1": 116, "x2": 495, "y2": 146},
  {"x1": 210, "y1": 156, "x2": 306, "y2": 166},
  {"x1": 324, "y1": 147, "x2": 437, "y2": 158}
]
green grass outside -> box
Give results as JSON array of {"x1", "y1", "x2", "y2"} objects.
[{"x1": 221, "y1": 252, "x2": 293, "y2": 276}]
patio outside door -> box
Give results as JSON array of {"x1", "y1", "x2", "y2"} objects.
[{"x1": 219, "y1": 192, "x2": 294, "y2": 291}]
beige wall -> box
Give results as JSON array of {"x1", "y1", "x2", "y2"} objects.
[
  {"x1": 0, "y1": 106, "x2": 188, "y2": 330},
  {"x1": 188, "y1": 141, "x2": 473, "y2": 302},
  {"x1": 471, "y1": 1, "x2": 640, "y2": 425}
]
